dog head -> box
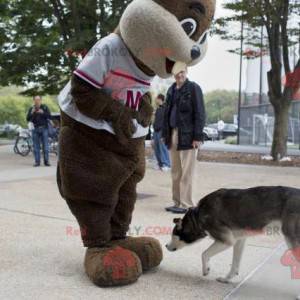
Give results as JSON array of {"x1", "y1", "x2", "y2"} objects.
[
  {"x1": 166, "y1": 208, "x2": 208, "y2": 252},
  {"x1": 120, "y1": 0, "x2": 216, "y2": 78}
]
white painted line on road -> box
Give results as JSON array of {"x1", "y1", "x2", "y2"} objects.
[
  {"x1": 0, "y1": 207, "x2": 75, "y2": 222},
  {"x1": 223, "y1": 242, "x2": 285, "y2": 300}
]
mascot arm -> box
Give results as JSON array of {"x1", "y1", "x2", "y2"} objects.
[
  {"x1": 133, "y1": 92, "x2": 153, "y2": 128},
  {"x1": 71, "y1": 74, "x2": 136, "y2": 142}
]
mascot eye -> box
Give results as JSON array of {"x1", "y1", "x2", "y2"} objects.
[{"x1": 180, "y1": 18, "x2": 197, "y2": 37}]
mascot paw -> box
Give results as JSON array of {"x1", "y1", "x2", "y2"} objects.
[
  {"x1": 84, "y1": 246, "x2": 142, "y2": 287},
  {"x1": 136, "y1": 92, "x2": 153, "y2": 127},
  {"x1": 113, "y1": 111, "x2": 136, "y2": 144},
  {"x1": 110, "y1": 236, "x2": 163, "y2": 271}
]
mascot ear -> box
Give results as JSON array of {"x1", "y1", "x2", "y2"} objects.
[{"x1": 173, "y1": 218, "x2": 183, "y2": 230}]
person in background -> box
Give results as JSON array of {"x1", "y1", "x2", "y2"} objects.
[
  {"x1": 162, "y1": 66, "x2": 206, "y2": 214},
  {"x1": 217, "y1": 119, "x2": 225, "y2": 140},
  {"x1": 153, "y1": 94, "x2": 171, "y2": 171},
  {"x1": 26, "y1": 95, "x2": 51, "y2": 167}
]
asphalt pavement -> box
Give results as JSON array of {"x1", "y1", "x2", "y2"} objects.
[{"x1": 1, "y1": 144, "x2": 300, "y2": 300}]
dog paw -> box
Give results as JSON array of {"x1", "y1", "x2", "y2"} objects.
[{"x1": 216, "y1": 277, "x2": 231, "y2": 284}]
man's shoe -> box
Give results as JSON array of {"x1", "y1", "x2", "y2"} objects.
[
  {"x1": 33, "y1": 163, "x2": 40, "y2": 167},
  {"x1": 169, "y1": 207, "x2": 188, "y2": 214},
  {"x1": 165, "y1": 205, "x2": 178, "y2": 212},
  {"x1": 44, "y1": 162, "x2": 51, "y2": 167}
]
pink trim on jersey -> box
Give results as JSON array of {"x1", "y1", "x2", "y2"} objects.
[
  {"x1": 111, "y1": 70, "x2": 151, "y2": 86},
  {"x1": 74, "y1": 69, "x2": 104, "y2": 89}
]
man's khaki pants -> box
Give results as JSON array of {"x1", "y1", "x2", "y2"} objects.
[{"x1": 169, "y1": 129, "x2": 198, "y2": 208}]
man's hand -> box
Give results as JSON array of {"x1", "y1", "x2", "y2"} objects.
[
  {"x1": 134, "y1": 92, "x2": 153, "y2": 127},
  {"x1": 192, "y1": 141, "x2": 202, "y2": 149},
  {"x1": 37, "y1": 109, "x2": 44, "y2": 114}
]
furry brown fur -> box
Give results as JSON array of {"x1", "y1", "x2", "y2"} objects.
[
  {"x1": 153, "y1": 0, "x2": 216, "y2": 41},
  {"x1": 109, "y1": 237, "x2": 163, "y2": 271},
  {"x1": 57, "y1": 0, "x2": 216, "y2": 287},
  {"x1": 85, "y1": 246, "x2": 142, "y2": 286},
  {"x1": 120, "y1": 0, "x2": 216, "y2": 77},
  {"x1": 70, "y1": 74, "x2": 153, "y2": 145},
  {"x1": 58, "y1": 111, "x2": 146, "y2": 246}
]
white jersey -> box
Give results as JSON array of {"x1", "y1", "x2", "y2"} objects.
[{"x1": 58, "y1": 33, "x2": 154, "y2": 138}]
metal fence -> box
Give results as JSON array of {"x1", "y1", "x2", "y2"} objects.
[{"x1": 239, "y1": 101, "x2": 300, "y2": 147}]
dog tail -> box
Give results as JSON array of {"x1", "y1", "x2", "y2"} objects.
[{"x1": 282, "y1": 196, "x2": 300, "y2": 260}]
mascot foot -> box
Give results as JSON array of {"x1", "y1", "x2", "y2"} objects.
[
  {"x1": 84, "y1": 246, "x2": 142, "y2": 287},
  {"x1": 110, "y1": 237, "x2": 163, "y2": 271}
]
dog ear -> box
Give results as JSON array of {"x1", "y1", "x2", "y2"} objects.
[{"x1": 173, "y1": 218, "x2": 183, "y2": 230}]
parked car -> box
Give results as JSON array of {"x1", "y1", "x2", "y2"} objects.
[
  {"x1": 222, "y1": 123, "x2": 238, "y2": 138},
  {"x1": 0, "y1": 124, "x2": 5, "y2": 134},
  {"x1": 0, "y1": 123, "x2": 20, "y2": 137},
  {"x1": 207, "y1": 123, "x2": 238, "y2": 139},
  {"x1": 4, "y1": 124, "x2": 19, "y2": 132},
  {"x1": 203, "y1": 126, "x2": 218, "y2": 141},
  {"x1": 145, "y1": 125, "x2": 218, "y2": 142}
]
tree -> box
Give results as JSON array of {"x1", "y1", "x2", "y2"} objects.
[
  {"x1": 0, "y1": 0, "x2": 131, "y2": 95},
  {"x1": 205, "y1": 90, "x2": 238, "y2": 124},
  {"x1": 216, "y1": 0, "x2": 300, "y2": 160}
]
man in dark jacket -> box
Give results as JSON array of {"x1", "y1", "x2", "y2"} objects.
[
  {"x1": 26, "y1": 95, "x2": 51, "y2": 167},
  {"x1": 153, "y1": 94, "x2": 170, "y2": 171},
  {"x1": 162, "y1": 67, "x2": 206, "y2": 214}
]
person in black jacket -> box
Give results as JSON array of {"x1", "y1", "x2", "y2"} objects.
[
  {"x1": 26, "y1": 96, "x2": 51, "y2": 167},
  {"x1": 153, "y1": 94, "x2": 171, "y2": 171},
  {"x1": 162, "y1": 67, "x2": 206, "y2": 214}
]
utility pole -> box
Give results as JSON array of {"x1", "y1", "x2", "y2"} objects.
[
  {"x1": 259, "y1": 25, "x2": 264, "y2": 145},
  {"x1": 259, "y1": 25, "x2": 264, "y2": 105},
  {"x1": 237, "y1": 15, "x2": 245, "y2": 145}
]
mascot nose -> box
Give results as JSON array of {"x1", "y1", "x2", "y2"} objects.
[{"x1": 191, "y1": 45, "x2": 201, "y2": 60}]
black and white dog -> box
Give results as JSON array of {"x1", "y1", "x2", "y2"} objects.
[{"x1": 166, "y1": 186, "x2": 300, "y2": 284}]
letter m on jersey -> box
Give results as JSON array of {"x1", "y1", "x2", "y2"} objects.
[{"x1": 126, "y1": 90, "x2": 143, "y2": 110}]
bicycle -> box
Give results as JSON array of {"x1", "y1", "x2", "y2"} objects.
[
  {"x1": 14, "y1": 128, "x2": 32, "y2": 156},
  {"x1": 14, "y1": 127, "x2": 58, "y2": 157}
]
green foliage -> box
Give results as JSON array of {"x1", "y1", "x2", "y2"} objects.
[
  {"x1": 0, "y1": 130, "x2": 17, "y2": 139},
  {"x1": 0, "y1": 0, "x2": 132, "y2": 95},
  {"x1": 204, "y1": 90, "x2": 238, "y2": 124},
  {"x1": 215, "y1": 1, "x2": 300, "y2": 66},
  {"x1": 0, "y1": 91, "x2": 59, "y2": 127},
  {"x1": 215, "y1": 0, "x2": 300, "y2": 159},
  {"x1": 225, "y1": 136, "x2": 238, "y2": 145}
]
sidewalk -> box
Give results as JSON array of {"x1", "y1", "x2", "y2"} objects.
[
  {"x1": 1, "y1": 145, "x2": 300, "y2": 299},
  {"x1": 0, "y1": 139, "x2": 14, "y2": 146},
  {"x1": 202, "y1": 141, "x2": 300, "y2": 156},
  {"x1": 225, "y1": 244, "x2": 300, "y2": 300}
]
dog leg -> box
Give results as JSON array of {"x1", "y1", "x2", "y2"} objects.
[
  {"x1": 202, "y1": 241, "x2": 231, "y2": 276},
  {"x1": 217, "y1": 239, "x2": 246, "y2": 283}
]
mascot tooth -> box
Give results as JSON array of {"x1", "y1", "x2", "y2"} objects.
[{"x1": 57, "y1": 0, "x2": 215, "y2": 287}]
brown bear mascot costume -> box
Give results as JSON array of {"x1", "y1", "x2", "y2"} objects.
[{"x1": 57, "y1": 0, "x2": 215, "y2": 287}]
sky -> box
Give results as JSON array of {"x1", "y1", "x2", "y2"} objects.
[{"x1": 189, "y1": 1, "x2": 243, "y2": 93}]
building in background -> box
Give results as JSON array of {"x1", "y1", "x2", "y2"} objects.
[{"x1": 239, "y1": 46, "x2": 300, "y2": 147}]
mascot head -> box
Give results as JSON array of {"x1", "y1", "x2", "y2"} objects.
[{"x1": 119, "y1": 0, "x2": 216, "y2": 78}]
